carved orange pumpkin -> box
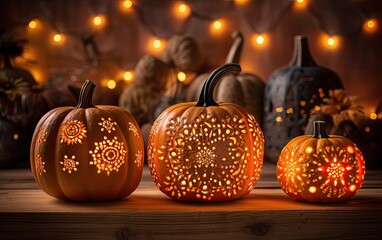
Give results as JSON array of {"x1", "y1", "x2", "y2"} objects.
[
  {"x1": 30, "y1": 80, "x2": 144, "y2": 201},
  {"x1": 148, "y1": 64, "x2": 264, "y2": 202},
  {"x1": 277, "y1": 121, "x2": 365, "y2": 203}
]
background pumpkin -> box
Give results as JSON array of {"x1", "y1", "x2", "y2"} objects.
[
  {"x1": 148, "y1": 63, "x2": 264, "y2": 202},
  {"x1": 277, "y1": 121, "x2": 365, "y2": 203},
  {"x1": 263, "y1": 35, "x2": 343, "y2": 163},
  {"x1": 214, "y1": 31, "x2": 264, "y2": 126},
  {"x1": 30, "y1": 80, "x2": 144, "y2": 201}
]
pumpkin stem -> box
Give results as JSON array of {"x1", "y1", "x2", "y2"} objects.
[
  {"x1": 76, "y1": 80, "x2": 96, "y2": 108},
  {"x1": 225, "y1": 31, "x2": 243, "y2": 64},
  {"x1": 312, "y1": 121, "x2": 329, "y2": 138},
  {"x1": 195, "y1": 63, "x2": 241, "y2": 107},
  {"x1": 290, "y1": 36, "x2": 317, "y2": 67}
]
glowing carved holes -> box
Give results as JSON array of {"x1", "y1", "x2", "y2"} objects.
[
  {"x1": 135, "y1": 150, "x2": 143, "y2": 167},
  {"x1": 305, "y1": 147, "x2": 313, "y2": 154},
  {"x1": 309, "y1": 186, "x2": 316, "y2": 193},
  {"x1": 37, "y1": 127, "x2": 47, "y2": 143},
  {"x1": 35, "y1": 154, "x2": 46, "y2": 175},
  {"x1": 89, "y1": 136, "x2": 127, "y2": 175},
  {"x1": 347, "y1": 146, "x2": 354, "y2": 154},
  {"x1": 98, "y1": 117, "x2": 117, "y2": 133},
  {"x1": 60, "y1": 155, "x2": 79, "y2": 174},
  {"x1": 159, "y1": 114, "x2": 251, "y2": 200},
  {"x1": 59, "y1": 119, "x2": 87, "y2": 145},
  {"x1": 349, "y1": 184, "x2": 356, "y2": 192},
  {"x1": 128, "y1": 122, "x2": 139, "y2": 137},
  {"x1": 315, "y1": 146, "x2": 349, "y2": 198}
]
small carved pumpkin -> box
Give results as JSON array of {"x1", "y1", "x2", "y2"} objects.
[
  {"x1": 30, "y1": 80, "x2": 144, "y2": 201},
  {"x1": 148, "y1": 64, "x2": 264, "y2": 202},
  {"x1": 277, "y1": 121, "x2": 365, "y2": 203}
]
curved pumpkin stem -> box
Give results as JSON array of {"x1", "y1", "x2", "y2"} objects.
[
  {"x1": 76, "y1": 80, "x2": 96, "y2": 108},
  {"x1": 312, "y1": 121, "x2": 329, "y2": 139},
  {"x1": 195, "y1": 63, "x2": 241, "y2": 107},
  {"x1": 225, "y1": 31, "x2": 244, "y2": 64},
  {"x1": 289, "y1": 36, "x2": 317, "y2": 67}
]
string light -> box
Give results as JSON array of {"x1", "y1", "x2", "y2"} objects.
[
  {"x1": 107, "y1": 79, "x2": 117, "y2": 89},
  {"x1": 177, "y1": 2, "x2": 190, "y2": 16},
  {"x1": 212, "y1": 20, "x2": 222, "y2": 30},
  {"x1": 122, "y1": 0, "x2": 133, "y2": 9},
  {"x1": 28, "y1": 20, "x2": 38, "y2": 30},
  {"x1": 255, "y1": 35, "x2": 265, "y2": 45},
  {"x1": 325, "y1": 35, "x2": 339, "y2": 48},
  {"x1": 92, "y1": 15, "x2": 105, "y2": 28},
  {"x1": 53, "y1": 33, "x2": 63, "y2": 43},
  {"x1": 123, "y1": 71, "x2": 134, "y2": 82},
  {"x1": 363, "y1": 18, "x2": 378, "y2": 33},
  {"x1": 295, "y1": 0, "x2": 307, "y2": 8},
  {"x1": 177, "y1": 71, "x2": 187, "y2": 82},
  {"x1": 152, "y1": 39, "x2": 162, "y2": 49},
  {"x1": 235, "y1": 0, "x2": 249, "y2": 5},
  {"x1": 13, "y1": 133, "x2": 19, "y2": 140},
  {"x1": 370, "y1": 112, "x2": 377, "y2": 120}
]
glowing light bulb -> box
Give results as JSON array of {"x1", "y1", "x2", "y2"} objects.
[
  {"x1": 122, "y1": 0, "x2": 133, "y2": 9},
  {"x1": 178, "y1": 3, "x2": 190, "y2": 14},
  {"x1": 364, "y1": 19, "x2": 378, "y2": 33},
  {"x1": 235, "y1": 0, "x2": 248, "y2": 5},
  {"x1": 256, "y1": 35, "x2": 265, "y2": 45},
  {"x1": 53, "y1": 33, "x2": 62, "y2": 43},
  {"x1": 327, "y1": 37, "x2": 335, "y2": 46},
  {"x1": 93, "y1": 15, "x2": 103, "y2": 26},
  {"x1": 177, "y1": 72, "x2": 187, "y2": 82},
  {"x1": 296, "y1": 0, "x2": 305, "y2": 3},
  {"x1": 212, "y1": 20, "x2": 222, "y2": 30},
  {"x1": 28, "y1": 20, "x2": 37, "y2": 29},
  {"x1": 370, "y1": 112, "x2": 377, "y2": 120},
  {"x1": 123, "y1": 71, "x2": 134, "y2": 82},
  {"x1": 107, "y1": 79, "x2": 116, "y2": 89},
  {"x1": 13, "y1": 133, "x2": 19, "y2": 140},
  {"x1": 152, "y1": 39, "x2": 162, "y2": 49}
]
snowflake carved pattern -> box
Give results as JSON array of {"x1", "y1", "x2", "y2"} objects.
[
  {"x1": 89, "y1": 136, "x2": 127, "y2": 175},
  {"x1": 60, "y1": 155, "x2": 79, "y2": 174},
  {"x1": 59, "y1": 119, "x2": 87, "y2": 145},
  {"x1": 157, "y1": 114, "x2": 252, "y2": 200},
  {"x1": 35, "y1": 154, "x2": 46, "y2": 175},
  {"x1": 98, "y1": 117, "x2": 117, "y2": 133}
]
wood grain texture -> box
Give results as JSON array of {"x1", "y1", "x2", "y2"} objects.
[{"x1": 1, "y1": 162, "x2": 382, "y2": 239}]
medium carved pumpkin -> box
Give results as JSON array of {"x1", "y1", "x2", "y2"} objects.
[
  {"x1": 264, "y1": 35, "x2": 343, "y2": 163},
  {"x1": 277, "y1": 121, "x2": 365, "y2": 203},
  {"x1": 30, "y1": 80, "x2": 144, "y2": 201},
  {"x1": 148, "y1": 64, "x2": 264, "y2": 202},
  {"x1": 215, "y1": 31, "x2": 265, "y2": 126}
]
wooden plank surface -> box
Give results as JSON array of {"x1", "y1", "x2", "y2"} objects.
[{"x1": 1, "y1": 162, "x2": 382, "y2": 239}]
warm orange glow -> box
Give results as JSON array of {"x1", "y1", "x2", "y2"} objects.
[
  {"x1": 256, "y1": 35, "x2": 265, "y2": 45},
  {"x1": 370, "y1": 112, "x2": 377, "y2": 120},
  {"x1": 213, "y1": 20, "x2": 222, "y2": 30},
  {"x1": 28, "y1": 20, "x2": 38, "y2": 29},
  {"x1": 347, "y1": 146, "x2": 354, "y2": 154},
  {"x1": 235, "y1": 0, "x2": 248, "y2": 5},
  {"x1": 308, "y1": 186, "x2": 316, "y2": 193},
  {"x1": 107, "y1": 79, "x2": 116, "y2": 89},
  {"x1": 175, "y1": 2, "x2": 191, "y2": 17},
  {"x1": 349, "y1": 184, "x2": 356, "y2": 192},
  {"x1": 295, "y1": 0, "x2": 307, "y2": 8},
  {"x1": 322, "y1": 35, "x2": 339, "y2": 49},
  {"x1": 252, "y1": 34, "x2": 267, "y2": 47},
  {"x1": 13, "y1": 133, "x2": 19, "y2": 140},
  {"x1": 363, "y1": 19, "x2": 378, "y2": 33},
  {"x1": 177, "y1": 72, "x2": 187, "y2": 82},
  {"x1": 123, "y1": 71, "x2": 134, "y2": 82},
  {"x1": 53, "y1": 33, "x2": 63, "y2": 43},
  {"x1": 152, "y1": 39, "x2": 162, "y2": 49},
  {"x1": 92, "y1": 15, "x2": 105, "y2": 28},
  {"x1": 122, "y1": 0, "x2": 133, "y2": 9},
  {"x1": 305, "y1": 147, "x2": 313, "y2": 154}
]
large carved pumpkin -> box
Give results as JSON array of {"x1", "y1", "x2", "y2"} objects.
[
  {"x1": 215, "y1": 31, "x2": 264, "y2": 126},
  {"x1": 277, "y1": 121, "x2": 365, "y2": 203},
  {"x1": 148, "y1": 64, "x2": 264, "y2": 202},
  {"x1": 30, "y1": 80, "x2": 144, "y2": 201},
  {"x1": 263, "y1": 35, "x2": 343, "y2": 163}
]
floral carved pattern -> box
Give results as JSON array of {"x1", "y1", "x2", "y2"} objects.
[
  {"x1": 59, "y1": 119, "x2": 87, "y2": 145},
  {"x1": 89, "y1": 136, "x2": 127, "y2": 175}
]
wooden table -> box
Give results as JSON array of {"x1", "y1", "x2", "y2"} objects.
[{"x1": 1, "y1": 162, "x2": 381, "y2": 239}]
